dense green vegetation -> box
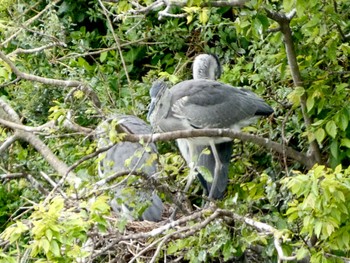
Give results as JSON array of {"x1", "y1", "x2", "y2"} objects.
[{"x1": 0, "y1": 0, "x2": 350, "y2": 262}]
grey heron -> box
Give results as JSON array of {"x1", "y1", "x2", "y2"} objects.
[
  {"x1": 148, "y1": 56, "x2": 273, "y2": 200},
  {"x1": 97, "y1": 114, "x2": 163, "y2": 222},
  {"x1": 179, "y1": 54, "x2": 233, "y2": 199}
]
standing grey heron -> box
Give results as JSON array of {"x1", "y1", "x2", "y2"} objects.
[
  {"x1": 148, "y1": 55, "x2": 273, "y2": 200},
  {"x1": 97, "y1": 114, "x2": 163, "y2": 222},
  {"x1": 177, "y1": 54, "x2": 233, "y2": 199}
]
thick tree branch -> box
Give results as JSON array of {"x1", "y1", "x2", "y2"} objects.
[
  {"x1": 265, "y1": 8, "x2": 322, "y2": 165},
  {"x1": 112, "y1": 0, "x2": 248, "y2": 19},
  {"x1": 119, "y1": 129, "x2": 313, "y2": 168}
]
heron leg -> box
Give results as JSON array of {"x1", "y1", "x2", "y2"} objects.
[
  {"x1": 208, "y1": 140, "x2": 223, "y2": 199},
  {"x1": 170, "y1": 140, "x2": 196, "y2": 220}
]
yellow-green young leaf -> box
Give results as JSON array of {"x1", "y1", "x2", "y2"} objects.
[
  {"x1": 325, "y1": 120, "x2": 337, "y2": 138},
  {"x1": 325, "y1": 223, "x2": 334, "y2": 237},
  {"x1": 199, "y1": 8, "x2": 209, "y2": 24},
  {"x1": 296, "y1": 0, "x2": 307, "y2": 16},
  {"x1": 41, "y1": 238, "x2": 50, "y2": 254},
  {"x1": 51, "y1": 239, "x2": 61, "y2": 257},
  {"x1": 334, "y1": 164, "x2": 342, "y2": 174},
  {"x1": 117, "y1": 0, "x2": 131, "y2": 13},
  {"x1": 283, "y1": 0, "x2": 294, "y2": 12},
  {"x1": 73, "y1": 90, "x2": 84, "y2": 99},
  {"x1": 186, "y1": 13, "x2": 193, "y2": 24},
  {"x1": 45, "y1": 229, "x2": 53, "y2": 241},
  {"x1": 314, "y1": 221, "x2": 322, "y2": 238},
  {"x1": 339, "y1": 113, "x2": 348, "y2": 131},
  {"x1": 296, "y1": 247, "x2": 309, "y2": 260},
  {"x1": 341, "y1": 138, "x2": 350, "y2": 148},
  {"x1": 306, "y1": 96, "x2": 314, "y2": 112},
  {"x1": 343, "y1": 231, "x2": 350, "y2": 248},
  {"x1": 100, "y1": 51, "x2": 108, "y2": 63},
  {"x1": 314, "y1": 128, "x2": 325, "y2": 145},
  {"x1": 197, "y1": 166, "x2": 212, "y2": 183},
  {"x1": 287, "y1": 86, "x2": 305, "y2": 106}
]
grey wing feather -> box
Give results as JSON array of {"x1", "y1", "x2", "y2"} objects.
[{"x1": 171, "y1": 80, "x2": 271, "y2": 129}]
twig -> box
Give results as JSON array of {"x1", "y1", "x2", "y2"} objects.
[
  {"x1": 0, "y1": 50, "x2": 81, "y2": 87},
  {"x1": 9, "y1": 42, "x2": 67, "y2": 56},
  {"x1": 0, "y1": 0, "x2": 62, "y2": 47},
  {"x1": 0, "y1": 134, "x2": 18, "y2": 153},
  {"x1": 0, "y1": 118, "x2": 56, "y2": 132},
  {"x1": 98, "y1": 0, "x2": 131, "y2": 86},
  {"x1": 0, "y1": 77, "x2": 20, "y2": 88},
  {"x1": 40, "y1": 171, "x2": 67, "y2": 198},
  {"x1": 0, "y1": 98, "x2": 77, "y2": 182},
  {"x1": 265, "y1": 8, "x2": 322, "y2": 165},
  {"x1": 0, "y1": 50, "x2": 101, "y2": 108},
  {"x1": 0, "y1": 172, "x2": 49, "y2": 195}
]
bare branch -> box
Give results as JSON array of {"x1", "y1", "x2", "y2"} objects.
[
  {"x1": 0, "y1": 50, "x2": 101, "y2": 108},
  {"x1": 0, "y1": 172, "x2": 49, "y2": 195},
  {"x1": 0, "y1": 134, "x2": 18, "y2": 154},
  {"x1": 40, "y1": 171, "x2": 67, "y2": 198},
  {"x1": 9, "y1": 42, "x2": 67, "y2": 56},
  {"x1": 0, "y1": 98, "x2": 77, "y2": 180},
  {"x1": 0, "y1": 118, "x2": 55, "y2": 132},
  {"x1": 0, "y1": 77, "x2": 20, "y2": 88},
  {"x1": 0, "y1": 116, "x2": 93, "y2": 135},
  {"x1": 0, "y1": 50, "x2": 81, "y2": 87},
  {"x1": 110, "y1": 0, "x2": 248, "y2": 20}
]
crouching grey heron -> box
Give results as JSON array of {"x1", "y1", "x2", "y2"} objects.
[
  {"x1": 97, "y1": 115, "x2": 163, "y2": 222},
  {"x1": 148, "y1": 56, "x2": 273, "y2": 200}
]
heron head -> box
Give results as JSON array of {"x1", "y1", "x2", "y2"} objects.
[
  {"x1": 192, "y1": 53, "x2": 222, "y2": 80},
  {"x1": 147, "y1": 80, "x2": 169, "y2": 122}
]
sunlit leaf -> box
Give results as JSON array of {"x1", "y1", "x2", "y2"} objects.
[
  {"x1": 325, "y1": 120, "x2": 337, "y2": 138},
  {"x1": 314, "y1": 128, "x2": 325, "y2": 145}
]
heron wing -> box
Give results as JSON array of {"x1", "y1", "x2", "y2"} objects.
[{"x1": 170, "y1": 79, "x2": 271, "y2": 129}]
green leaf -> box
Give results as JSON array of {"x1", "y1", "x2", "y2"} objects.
[
  {"x1": 100, "y1": 52, "x2": 108, "y2": 63},
  {"x1": 306, "y1": 96, "x2": 314, "y2": 112},
  {"x1": 339, "y1": 113, "x2": 348, "y2": 131},
  {"x1": 283, "y1": 0, "x2": 295, "y2": 12},
  {"x1": 314, "y1": 128, "x2": 325, "y2": 145},
  {"x1": 325, "y1": 120, "x2": 337, "y2": 138},
  {"x1": 330, "y1": 140, "x2": 339, "y2": 159},
  {"x1": 296, "y1": 0, "x2": 307, "y2": 16},
  {"x1": 296, "y1": 247, "x2": 309, "y2": 260},
  {"x1": 199, "y1": 8, "x2": 209, "y2": 24},
  {"x1": 341, "y1": 138, "x2": 350, "y2": 148},
  {"x1": 314, "y1": 221, "x2": 322, "y2": 238},
  {"x1": 41, "y1": 238, "x2": 50, "y2": 254},
  {"x1": 51, "y1": 239, "x2": 61, "y2": 257}
]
